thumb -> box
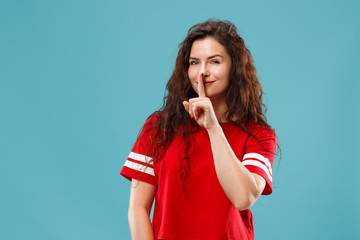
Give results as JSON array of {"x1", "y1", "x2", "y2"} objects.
[{"x1": 183, "y1": 101, "x2": 190, "y2": 112}]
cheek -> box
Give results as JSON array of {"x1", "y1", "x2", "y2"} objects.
[
  {"x1": 213, "y1": 69, "x2": 226, "y2": 82},
  {"x1": 214, "y1": 66, "x2": 231, "y2": 82},
  {"x1": 213, "y1": 69, "x2": 221, "y2": 76},
  {"x1": 188, "y1": 69, "x2": 198, "y2": 91},
  {"x1": 188, "y1": 68, "x2": 196, "y2": 81}
]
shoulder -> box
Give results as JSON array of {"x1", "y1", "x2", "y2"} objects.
[
  {"x1": 246, "y1": 120, "x2": 275, "y2": 138},
  {"x1": 145, "y1": 112, "x2": 162, "y2": 124},
  {"x1": 141, "y1": 112, "x2": 163, "y2": 132}
]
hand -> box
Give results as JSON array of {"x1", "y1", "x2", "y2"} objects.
[{"x1": 183, "y1": 73, "x2": 219, "y2": 130}]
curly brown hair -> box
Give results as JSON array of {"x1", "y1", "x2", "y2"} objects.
[{"x1": 137, "y1": 19, "x2": 277, "y2": 189}]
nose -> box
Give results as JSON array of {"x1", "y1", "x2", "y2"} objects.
[{"x1": 199, "y1": 63, "x2": 210, "y2": 78}]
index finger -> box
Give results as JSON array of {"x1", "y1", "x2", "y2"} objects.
[{"x1": 197, "y1": 73, "x2": 206, "y2": 98}]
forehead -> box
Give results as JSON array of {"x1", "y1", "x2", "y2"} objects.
[{"x1": 190, "y1": 37, "x2": 228, "y2": 57}]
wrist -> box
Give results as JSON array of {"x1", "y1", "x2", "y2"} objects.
[{"x1": 206, "y1": 123, "x2": 223, "y2": 136}]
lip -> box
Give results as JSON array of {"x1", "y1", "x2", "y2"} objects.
[{"x1": 196, "y1": 81, "x2": 216, "y2": 86}]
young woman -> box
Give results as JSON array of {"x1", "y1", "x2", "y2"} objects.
[{"x1": 120, "y1": 19, "x2": 278, "y2": 240}]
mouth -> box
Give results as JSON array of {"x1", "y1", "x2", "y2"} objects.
[
  {"x1": 196, "y1": 81, "x2": 216, "y2": 86},
  {"x1": 204, "y1": 81, "x2": 215, "y2": 86}
]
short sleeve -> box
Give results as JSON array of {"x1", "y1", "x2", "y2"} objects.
[
  {"x1": 242, "y1": 126, "x2": 276, "y2": 195},
  {"x1": 120, "y1": 116, "x2": 158, "y2": 187}
]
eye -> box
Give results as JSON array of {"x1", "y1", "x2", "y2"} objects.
[
  {"x1": 190, "y1": 61, "x2": 199, "y2": 65},
  {"x1": 211, "y1": 60, "x2": 220, "y2": 64}
]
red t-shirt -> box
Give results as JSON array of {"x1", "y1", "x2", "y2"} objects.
[{"x1": 121, "y1": 116, "x2": 276, "y2": 240}]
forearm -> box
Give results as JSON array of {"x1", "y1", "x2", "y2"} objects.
[
  {"x1": 128, "y1": 206, "x2": 154, "y2": 240},
  {"x1": 207, "y1": 125, "x2": 262, "y2": 210}
]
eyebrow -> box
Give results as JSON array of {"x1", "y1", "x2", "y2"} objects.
[{"x1": 189, "y1": 54, "x2": 224, "y2": 60}]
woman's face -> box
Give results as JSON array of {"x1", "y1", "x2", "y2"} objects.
[{"x1": 187, "y1": 37, "x2": 232, "y2": 102}]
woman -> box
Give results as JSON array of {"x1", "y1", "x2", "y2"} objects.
[{"x1": 120, "y1": 19, "x2": 278, "y2": 240}]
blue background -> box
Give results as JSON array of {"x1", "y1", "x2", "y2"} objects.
[{"x1": 1, "y1": 0, "x2": 359, "y2": 239}]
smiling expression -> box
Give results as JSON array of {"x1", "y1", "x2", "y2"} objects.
[{"x1": 187, "y1": 37, "x2": 232, "y2": 102}]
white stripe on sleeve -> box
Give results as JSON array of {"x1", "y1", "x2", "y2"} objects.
[
  {"x1": 128, "y1": 152, "x2": 153, "y2": 165},
  {"x1": 124, "y1": 160, "x2": 155, "y2": 176},
  {"x1": 242, "y1": 160, "x2": 272, "y2": 182},
  {"x1": 243, "y1": 153, "x2": 272, "y2": 173}
]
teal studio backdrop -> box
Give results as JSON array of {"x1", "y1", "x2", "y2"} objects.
[{"x1": 0, "y1": 0, "x2": 359, "y2": 239}]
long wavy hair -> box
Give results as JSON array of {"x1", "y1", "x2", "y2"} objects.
[{"x1": 138, "y1": 19, "x2": 278, "y2": 189}]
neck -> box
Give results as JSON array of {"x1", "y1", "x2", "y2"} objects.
[{"x1": 209, "y1": 96, "x2": 228, "y2": 122}]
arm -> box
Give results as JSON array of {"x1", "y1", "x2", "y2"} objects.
[
  {"x1": 207, "y1": 125, "x2": 266, "y2": 210},
  {"x1": 128, "y1": 179, "x2": 156, "y2": 240},
  {"x1": 183, "y1": 73, "x2": 266, "y2": 210}
]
